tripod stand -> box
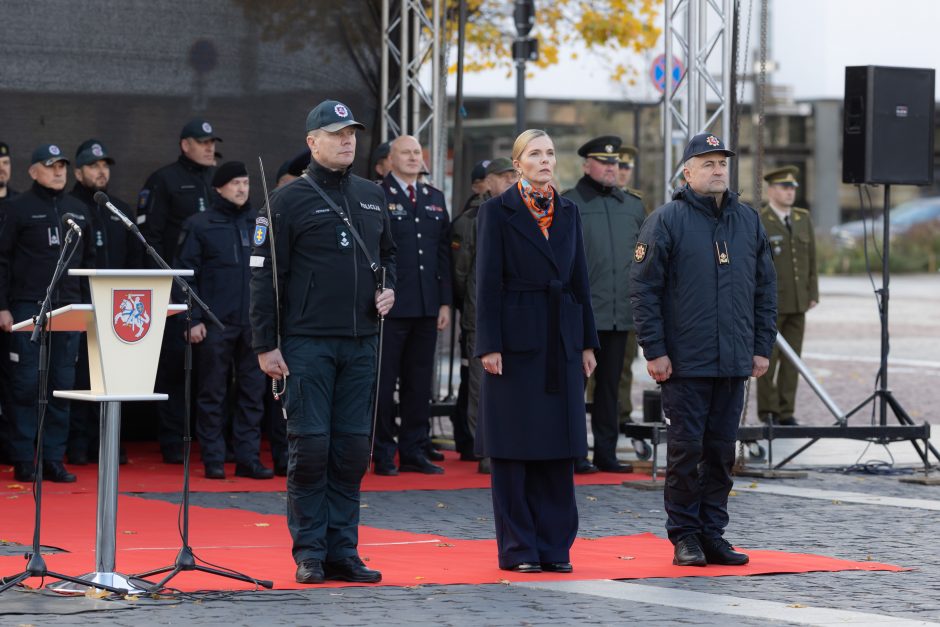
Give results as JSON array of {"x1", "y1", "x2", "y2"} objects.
[
  {"x1": 843, "y1": 184, "x2": 940, "y2": 463},
  {"x1": 92, "y1": 193, "x2": 272, "y2": 591},
  {"x1": 0, "y1": 228, "x2": 126, "y2": 597}
]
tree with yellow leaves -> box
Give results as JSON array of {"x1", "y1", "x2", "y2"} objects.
[{"x1": 455, "y1": 0, "x2": 661, "y2": 82}]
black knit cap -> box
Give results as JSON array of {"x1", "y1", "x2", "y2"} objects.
[{"x1": 212, "y1": 161, "x2": 248, "y2": 187}]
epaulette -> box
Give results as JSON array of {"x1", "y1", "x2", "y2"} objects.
[{"x1": 624, "y1": 187, "x2": 643, "y2": 200}]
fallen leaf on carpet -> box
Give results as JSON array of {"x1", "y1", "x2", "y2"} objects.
[
  {"x1": 788, "y1": 603, "x2": 807, "y2": 608},
  {"x1": 436, "y1": 502, "x2": 447, "y2": 508},
  {"x1": 122, "y1": 530, "x2": 137, "y2": 535},
  {"x1": 437, "y1": 542, "x2": 454, "y2": 547},
  {"x1": 586, "y1": 496, "x2": 597, "y2": 501},
  {"x1": 7, "y1": 484, "x2": 24, "y2": 490},
  {"x1": 619, "y1": 556, "x2": 636, "y2": 560},
  {"x1": 254, "y1": 523, "x2": 270, "y2": 527}
]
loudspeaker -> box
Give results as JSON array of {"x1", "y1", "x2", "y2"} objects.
[{"x1": 842, "y1": 65, "x2": 935, "y2": 185}]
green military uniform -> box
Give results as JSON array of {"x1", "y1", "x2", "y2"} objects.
[{"x1": 756, "y1": 166, "x2": 819, "y2": 424}]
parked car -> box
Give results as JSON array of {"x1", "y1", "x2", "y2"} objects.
[{"x1": 830, "y1": 197, "x2": 940, "y2": 248}]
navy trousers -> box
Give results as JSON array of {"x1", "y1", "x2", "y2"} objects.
[
  {"x1": 7, "y1": 301, "x2": 79, "y2": 463},
  {"x1": 282, "y1": 334, "x2": 377, "y2": 564},
  {"x1": 660, "y1": 376, "x2": 746, "y2": 544},
  {"x1": 490, "y1": 458, "x2": 578, "y2": 568},
  {"x1": 194, "y1": 324, "x2": 266, "y2": 465},
  {"x1": 374, "y1": 317, "x2": 437, "y2": 465}
]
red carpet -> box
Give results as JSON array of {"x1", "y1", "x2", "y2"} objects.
[
  {"x1": 0, "y1": 492, "x2": 904, "y2": 591},
  {"x1": 0, "y1": 443, "x2": 655, "y2": 495}
]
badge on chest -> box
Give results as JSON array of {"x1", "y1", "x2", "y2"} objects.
[{"x1": 388, "y1": 203, "x2": 408, "y2": 219}]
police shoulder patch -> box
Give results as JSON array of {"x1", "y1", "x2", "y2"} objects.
[
  {"x1": 254, "y1": 224, "x2": 268, "y2": 246},
  {"x1": 137, "y1": 189, "x2": 150, "y2": 211},
  {"x1": 634, "y1": 242, "x2": 648, "y2": 262}
]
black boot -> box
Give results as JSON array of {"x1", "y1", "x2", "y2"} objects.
[
  {"x1": 701, "y1": 536, "x2": 749, "y2": 565},
  {"x1": 673, "y1": 535, "x2": 706, "y2": 566}
]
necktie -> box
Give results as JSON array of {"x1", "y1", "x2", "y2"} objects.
[
  {"x1": 407, "y1": 184, "x2": 416, "y2": 204},
  {"x1": 784, "y1": 214, "x2": 791, "y2": 233}
]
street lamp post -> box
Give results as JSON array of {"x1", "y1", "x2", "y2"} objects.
[{"x1": 513, "y1": 0, "x2": 538, "y2": 136}]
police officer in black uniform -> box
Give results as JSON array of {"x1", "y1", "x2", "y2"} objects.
[
  {"x1": 0, "y1": 144, "x2": 96, "y2": 483},
  {"x1": 176, "y1": 161, "x2": 273, "y2": 480},
  {"x1": 373, "y1": 135, "x2": 452, "y2": 476},
  {"x1": 138, "y1": 119, "x2": 218, "y2": 463},
  {"x1": 630, "y1": 133, "x2": 776, "y2": 567},
  {"x1": 250, "y1": 100, "x2": 396, "y2": 585},
  {"x1": 0, "y1": 141, "x2": 19, "y2": 465},
  {"x1": 66, "y1": 139, "x2": 140, "y2": 464}
]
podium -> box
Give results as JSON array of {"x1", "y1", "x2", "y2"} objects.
[{"x1": 13, "y1": 269, "x2": 192, "y2": 593}]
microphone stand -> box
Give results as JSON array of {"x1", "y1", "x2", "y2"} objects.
[
  {"x1": 94, "y1": 195, "x2": 272, "y2": 590},
  {"x1": 0, "y1": 228, "x2": 126, "y2": 596}
]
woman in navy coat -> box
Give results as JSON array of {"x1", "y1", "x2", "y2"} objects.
[{"x1": 475, "y1": 129, "x2": 599, "y2": 573}]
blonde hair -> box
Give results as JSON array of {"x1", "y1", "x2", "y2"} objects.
[{"x1": 511, "y1": 129, "x2": 551, "y2": 162}]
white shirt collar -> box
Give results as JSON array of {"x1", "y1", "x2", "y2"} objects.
[
  {"x1": 768, "y1": 201, "x2": 791, "y2": 223},
  {"x1": 391, "y1": 173, "x2": 418, "y2": 194}
]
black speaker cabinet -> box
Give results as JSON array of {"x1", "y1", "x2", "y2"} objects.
[{"x1": 842, "y1": 65, "x2": 935, "y2": 185}]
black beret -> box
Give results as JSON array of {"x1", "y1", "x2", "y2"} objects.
[{"x1": 212, "y1": 161, "x2": 248, "y2": 187}]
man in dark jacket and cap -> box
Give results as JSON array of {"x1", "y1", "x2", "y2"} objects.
[{"x1": 630, "y1": 133, "x2": 776, "y2": 568}]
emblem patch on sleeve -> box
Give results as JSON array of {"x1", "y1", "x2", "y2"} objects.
[
  {"x1": 634, "y1": 242, "x2": 648, "y2": 262},
  {"x1": 254, "y1": 224, "x2": 268, "y2": 246}
]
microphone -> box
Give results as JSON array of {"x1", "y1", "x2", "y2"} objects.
[
  {"x1": 61, "y1": 212, "x2": 83, "y2": 236},
  {"x1": 94, "y1": 191, "x2": 135, "y2": 230}
]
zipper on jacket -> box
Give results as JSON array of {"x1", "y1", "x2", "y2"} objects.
[{"x1": 341, "y1": 184, "x2": 359, "y2": 337}]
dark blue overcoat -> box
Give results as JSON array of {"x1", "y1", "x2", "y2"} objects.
[{"x1": 474, "y1": 185, "x2": 599, "y2": 460}]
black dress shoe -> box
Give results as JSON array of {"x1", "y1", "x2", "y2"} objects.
[
  {"x1": 295, "y1": 558, "x2": 325, "y2": 584},
  {"x1": 374, "y1": 461, "x2": 399, "y2": 476},
  {"x1": 426, "y1": 448, "x2": 445, "y2": 462},
  {"x1": 477, "y1": 457, "x2": 491, "y2": 475},
  {"x1": 459, "y1": 451, "x2": 481, "y2": 462},
  {"x1": 204, "y1": 463, "x2": 226, "y2": 479},
  {"x1": 758, "y1": 412, "x2": 779, "y2": 425},
  {"x1": 574, "y1": 459, "x2": 599, "y2": 474},
  {"x1": 399, "y1": 455, "x2": 444, "y2": 474},
  {"x1": 324, "y1": 556, "x2": 382, "y2": 583},
  {"x1": 595, "y1": 461, "x2": 634, "y2": 473},
  {"x1": 701, "y1": 536, "x2": 749, "y2": 565},
  {"x1": 500, "y1": 562, "x2": 542, "y2": 573},
  {"x1": 777, "y1": 416, "x2": 799, "y2": 426},
  {"x1": 162, "y1": 448, "x2": 184, "y2": 464},
  {"x1": 43, "y1": 461, "x2": 76, "y2": 483},
  {"x1": 235, "y1": 460, "x2": 275, "y2": 479},
  {"x1": 540, "y1": 562, "x2": 573, "y2": 573},
  {"x1": 673, "y1": 535, "x2": 707, "y2": 566},
  {"x1": 13, "y1": 462, "x2": 35, "y2": 483}
]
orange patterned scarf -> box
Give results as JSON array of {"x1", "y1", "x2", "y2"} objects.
[{"x1": 518, "y1": 179, "x2": 554, "y2": 239}]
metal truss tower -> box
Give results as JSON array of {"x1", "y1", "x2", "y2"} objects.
[
  {"x1": 663, "y1": 0, "x2": 734, "y2": 202},
  {"x1": 380, "y1": 0, "x2": 446, "y2": 188}
]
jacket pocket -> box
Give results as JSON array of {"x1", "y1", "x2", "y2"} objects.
[{"x1": 501, "y1": 306, "x2": 539, "y2": 353}]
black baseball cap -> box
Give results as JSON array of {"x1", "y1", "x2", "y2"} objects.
[
  {"x1": 75, "y1": 139, "x2": 116, "y2": 167},
  {"x1": 471, "y1": 160, "x2": 490, "y2": 182},
  {"x1": 680, "y1": 133, "x2": 735, "y2": 163},
  {"x1": 31, "y1": 144, "x2": 69, "y2": 166},
  {"x1": 0, "y1": 142, "x2": 9, "y2": 157},
  {"x1": 180, "y1": 118, "x2": 223, "y2": 142},
  {"x1": 306, "y1": 100, "x2": 366, "y2": 133}
]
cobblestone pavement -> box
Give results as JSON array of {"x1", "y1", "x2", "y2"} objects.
[{"x1": 4, "y1": 276, "x2": 940, "y2": 625}]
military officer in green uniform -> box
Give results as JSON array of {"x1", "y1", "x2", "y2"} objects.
[
  {"x1": 565, "y1": 136, "x2": 645, "y2": 473},
  {"x1": 615, "y1": 145, "x2": 644, "y2": 425},
  {"x1": 756, "y1": 166, "x2": 818, "y2": 426}
]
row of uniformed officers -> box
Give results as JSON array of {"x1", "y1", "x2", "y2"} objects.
[{"x1": 0, "y1": 96, "x2": 817, "y2": 580}]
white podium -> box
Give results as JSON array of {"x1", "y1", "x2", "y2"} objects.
[{"x1": 13, "y1": 269, "x2": 192, "y2": 593}]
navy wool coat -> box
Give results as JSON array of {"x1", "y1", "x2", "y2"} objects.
[{"x1": 474, "y1": 186, "x2": 600, "y2": 460}]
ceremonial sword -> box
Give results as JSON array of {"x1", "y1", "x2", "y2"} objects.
[{"x1": 258, "y1": 157, "x2": 286, "y2": 401}]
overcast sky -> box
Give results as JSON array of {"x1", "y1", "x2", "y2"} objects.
[{"x1": 453, "y1": 0, "x2": 940, "y2": 102}]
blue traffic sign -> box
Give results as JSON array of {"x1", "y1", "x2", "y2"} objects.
[{"x1": 650, "y1": 54, "x2": 684, "y2": 93}]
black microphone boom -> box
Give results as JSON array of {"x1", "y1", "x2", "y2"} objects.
[{"x1": 94, "y1": 191, "x2": 135, "y2": 229}]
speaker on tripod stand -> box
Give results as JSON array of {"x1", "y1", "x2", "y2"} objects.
[{"x1": 840, "y1": 65, "x2": 940, "y2": 470}]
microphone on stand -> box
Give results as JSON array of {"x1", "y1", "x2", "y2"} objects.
[
  {"x1": 93, "y1": 191, "x2": 135, "y2": 230},
  {"x1": 61, "y1": 212, "x2": 83, "y2": 237}
]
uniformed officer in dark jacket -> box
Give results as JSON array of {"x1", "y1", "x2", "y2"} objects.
[
  {"x1": 756, "y1": 166, "x2": 818, "y2": 426},
  {"x1": 630, "y1": 133, "x2": 776, "y2": 567},
  {"x1": 564, "y1": 136, "x2": 645, "y2": 474},
  {"x1": 177, "y1": 161, "x2": 273, "y2": 480},
  {"x1": 250, "y1": 100, "x2": 396, "y2": 585},
  {"x1": 138, "y1": 118, "x2": 218, "y2": 463},
  {"x1": 0, "y1": 141, "x2": 19, "y2": 465},
  {"x1": 0, "y1": 144, "x2": 96, "y2": 483},
  {"x1": 373, "y1": 135, "x2": 452, "y2": 476},
  {"x1": 66, "y1": 139, "x2": 141, "y2": 464},
  {"x1": 616, "y1": 145, "x2": 644, "y2": 425}
]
